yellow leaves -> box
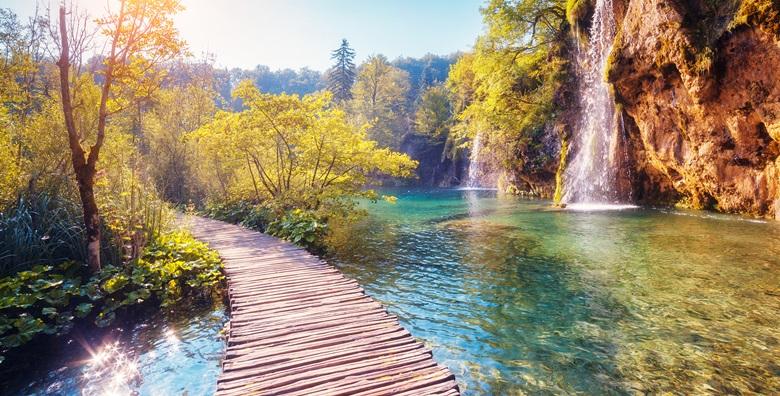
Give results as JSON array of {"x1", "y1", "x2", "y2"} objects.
[
  {"x1": 91, "y1": 0, "x2": 187, "y2": 114},
  {"x1": 0, "y1": 125, "x2": 20, "y2": 207},
  {"x1": 194, "y1": 81, "x2": 417, "y2": 207},
  {"x1": 142, "y1": 83, "x2": 217, "y2": 202},
  {"x1": 349, "y1": 55, "x2": 411, "y2": 149},
  {"x1": 415, "y1": 85, "x2": 452, "y2": 139},
  {"x1": 232, "y1": 79, "x2": 260, "y2": 102},
  {"x1": 382, "y1": 195, "x2": 398, "y2": 204}
]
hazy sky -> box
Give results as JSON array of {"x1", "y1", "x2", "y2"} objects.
[{"x1": 3, "y1": 0, "x2": 485, "y2": 71}]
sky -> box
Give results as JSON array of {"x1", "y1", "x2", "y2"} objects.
[{"x1": 3, "y1": 0, "x2": 485, "y2": 71}]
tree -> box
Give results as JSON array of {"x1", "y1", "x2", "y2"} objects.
[
  {"x1": 415, "y1": 84, "x2": 452, "y2": 141},
  {"x1": 446, "y1": 0, "x2": 569, "y2": 195},
  {"x1": 413, "y1": 84, "x2": 461, "y2": 166},
  {"x1": 392, "y1": 54, "x2": 458, "y2": 103},
  {"x1": 350, "y1": 54, "x2": 410, "y2": 149},
  {"x1": 55, "y1": 0, "x2": 185, "y2": 272},
  {"x1": 1, "y1": 7, "x2": 49, "y2": 206},
  {"x1": 326, "y1": 39, "x2": 356, "y2": 103},
  {"x1": 0, "y1": 111, "x2": 19, "y2": 206},
  {"x1": 193, "y1": 80, "x2": 417, "y2": 210},
  {"x1": 145, "y1": 82, "x2": 217, "y2": 203}
]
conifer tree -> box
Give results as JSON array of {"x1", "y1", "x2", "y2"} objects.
[{"x1": 326, "y1": 39, "x2": 356, "y2": 102}]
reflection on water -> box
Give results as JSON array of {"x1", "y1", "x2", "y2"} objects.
[
  {"x1": 16, "y1": 303, "x2": 227, "y2": 395},
  {"x1": 564, "y1": 202, "x2": 639, "y2": 211},
  {"x1": 82, "y1": 342, "x2": 141, "y2": 394},
  {"x1": 326, "y1": 188, "x2": 780, "y2": 395}
]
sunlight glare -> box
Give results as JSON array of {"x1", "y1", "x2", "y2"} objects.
[{"x1": 81, "y1": 341, "x2": 140, "y2": 396}]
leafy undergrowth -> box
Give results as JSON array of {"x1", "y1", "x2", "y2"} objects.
[
  {"x1": 266, "y1": 209, "x2": 328, "y2": 251},
  {"x1": 0, "y1": 231, "x2": 224, "y2": 363},
  {"x1": 203, "y1": 201, "x2": 328, "y2": 251}
]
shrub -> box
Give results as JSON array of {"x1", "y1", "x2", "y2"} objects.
[
  {"x1": 0, "y1": 231, "x2": 223, "y2": 363},
  {"x1": 267, "y1": 209, "x2": 328, "y2": 250},
  {"x1": 239, "y1": 205, "x2": 272, "y2": 231},
  {"x1": 202, "y1": 200, "x2": 273, "y2": 232},
  {"x1": 0, "y1": 189, "x2": 171, "y2": 276},
  {"x1": 86, "y1": 230, "x2": 224, "y2": 326},
  {"x1": 97, "y1": 181, "x2": 172, "y2": 265},
  {"x1": 0, "y1": 261, "x2": 88, "y2": 362},
  {"x1": 202, "y1": 200, "x2": 256, "y2": 224}
]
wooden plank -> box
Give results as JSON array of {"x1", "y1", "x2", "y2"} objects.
[{"x1": 181, "y1": 215, "x2": 459, "y2": 395}]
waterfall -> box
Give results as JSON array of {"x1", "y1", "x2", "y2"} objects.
[
  {"x1": 466, "y1": 130, "x2": 497, "y2": 189},
  {"x1": 466, "y1": 131, "x2": 483, "y2": 188},
  {"x1": 562, "y1": 0, "x2": 623, "y2": 205}
]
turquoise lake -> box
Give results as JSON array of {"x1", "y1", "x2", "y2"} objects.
[
  {"x1": 326, "y1": 188, "x2": 780, "y2": 395},
  {"x1": 11, "y1": 188, "x2": 780, "y2": 395},
  {"x1": 13, "y1": 303, "x2": 227, "y2": 395}
]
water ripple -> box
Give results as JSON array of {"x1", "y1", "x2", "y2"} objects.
[{"x1": 328, "y1": 188, "x2": 780, "y2": 395}]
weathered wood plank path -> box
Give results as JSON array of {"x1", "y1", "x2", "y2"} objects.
[{"x1": 183, "y1": 215, "x2": 459, "y2": 396}]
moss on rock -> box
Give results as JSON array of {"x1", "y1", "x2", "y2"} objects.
[
  {"x1": 729, "y1": 0, "x2": 780, "y2": 37},
  {"x1": 553, "y1": 127, "x2": 570, "y2": 205}
]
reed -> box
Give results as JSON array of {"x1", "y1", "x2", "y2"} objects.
[{"x1": 0, "y1": 195, "x2": 86, "y2": 276}]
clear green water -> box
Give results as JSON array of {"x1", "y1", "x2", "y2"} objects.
[
  {"x1": 326, "y1": 188, "x2": 780, "y2": 395},
  {"x1": 12, "y1": 303, "x2": 227, "y2": 395}
]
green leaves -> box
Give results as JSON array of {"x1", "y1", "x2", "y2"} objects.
[
  {"x1": 75, "y1": 303, "x2": 92, "y2": 318},
  {"x1": 87, "y1": 230, "x2": 223, "y2": 326},
  {"x1": 41, "y1": 307, "x2": 57, "y2": 317},
  {"x1": 0, "y1": 261, "x2": 87, "y2": 351},
  {"x1": 3, "y1": 315, "x2": 46, "y2": 348},
  {"x1": 0, "y1": 231, "x2": 223, "y2": 358},
  {"x1": 445, "y1": 0, "x2": 569, "y2": 188},
  {"x1": 102, "y1": 274, "x2": 129, "y2": 294},
  {"x1": 267, "y1": 209, "x2": 328, "y2": 250},
  {"x1": 94, "y1": 311, "x2": 116, "y2": 328}
]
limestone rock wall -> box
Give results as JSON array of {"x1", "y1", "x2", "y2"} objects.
[{"x1": 608, "y1": 0, "x2": 780, "y2": 218}]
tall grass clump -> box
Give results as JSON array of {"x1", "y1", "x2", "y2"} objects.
[{"x1": 0, "y1": 196, "x2": 86, "y2": 276}]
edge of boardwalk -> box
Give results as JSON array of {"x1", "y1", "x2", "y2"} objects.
[{"x1": 181, "y1": 215, "x2": 460, "y2": 396}]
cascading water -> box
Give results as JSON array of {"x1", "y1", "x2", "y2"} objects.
[
  {"x1": 465, "y1": 130, "x2": 497, "y2": 189},
  {"x1": 562, "y1": 0, "x2": 626, "y2": 206},
  {"x1": 466, "y1": 131, "x2": 484, "y2": 188}
]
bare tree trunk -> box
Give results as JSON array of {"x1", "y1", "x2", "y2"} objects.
[
  {"x1": 246, "y1": 156, "x2": 261, "y2": 201},
  {"x1": 77, "y1": 167, "x2": 102, "y2": 272},
  {"x1": 57, "y1": 6, "x2": 101, "y2": 272}
]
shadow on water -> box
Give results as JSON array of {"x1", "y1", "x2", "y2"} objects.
[{"x1": 326, "y1": 188, "x2": 780, "y2": 395}]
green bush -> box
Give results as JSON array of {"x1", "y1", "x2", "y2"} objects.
[
  {"x1": 0, "y1": 230, "x2": 223, "y2": 363},
  {"x1": 0, "y1": 261, "x2": 88, "y2": 361},
  {"x1": 239, "y1": 205, "x2": 272, "y2": 231},
  {"x1": 204, "y1": 200, "x2": 341, "y2": 251},
  {"x1": 202, "y1": 200, "x2": 256, "y2": 224},
  {"x1": 202, "y1": 200, "x2": 272, "y2": 231},
  {"x1": 86, "y1": 230, "x2": 224, "y2": 326},
  {"x1": 267, "y1": 209, "x2": 328, "y2": 250}
]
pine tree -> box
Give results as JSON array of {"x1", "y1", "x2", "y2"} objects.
[{"x1": 326, "y1": 39, "x2": 356, "y2": 103}]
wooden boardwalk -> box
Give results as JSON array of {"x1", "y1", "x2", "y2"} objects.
[{"x1": 183, "y1": 216, "x2": 459, "y2": 396}]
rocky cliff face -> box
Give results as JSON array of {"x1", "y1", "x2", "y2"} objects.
[
  {"x1": 607, "y1": 0, "x2": 780, "y2": 218},
  {"x1": 400, "y1": 134, "x2": 468, "y2": 187}
]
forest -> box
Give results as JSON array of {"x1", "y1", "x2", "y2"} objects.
[
  {"x1": 0, "y1": 0, "x2": 461, "y2": 371},
  {"x1": 1, "y1": 0, "x2": 779, "y2": 394}
]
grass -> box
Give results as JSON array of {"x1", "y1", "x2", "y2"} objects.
[{"x1": 0, "y1": 196, "x2": 86, "y2": 276}]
